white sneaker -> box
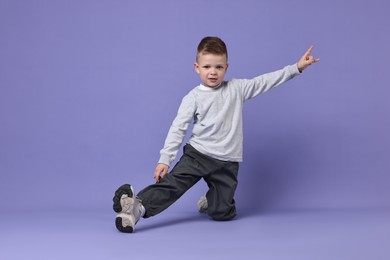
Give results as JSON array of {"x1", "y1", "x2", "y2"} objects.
[
  {"x1": 113, "y1": 184, "x2": 143, "y2": 233},
  {"x1": 197, "y1": 196, "x2": 208, "y2": 213}
]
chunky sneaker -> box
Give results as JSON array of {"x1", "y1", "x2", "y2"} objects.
[
  {"x1": 197, "y1": 195, "x2": 208, "y2": 213},
  {"x1": 113, "y1": 184, "x2": 144, "y2": 233}
]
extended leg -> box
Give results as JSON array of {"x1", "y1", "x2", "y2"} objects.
[{"x1": 137, "y1": 153, "x2": 202, "y2": 217}]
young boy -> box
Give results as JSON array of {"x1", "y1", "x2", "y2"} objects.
[{"x1": 113, "y1": 36, "x2": 319, "y2": 233}]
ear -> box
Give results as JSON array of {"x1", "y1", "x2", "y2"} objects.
[{"x1": 194, "y1": 63, "x2": 200, "y2": 74}]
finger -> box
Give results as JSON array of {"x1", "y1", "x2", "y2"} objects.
[
  {"x1": 160, "y1": 168, "x2": 168, "y2": 179},
  {"x1": 309, "y1": 56, "x2": 320, "y2": 64},
  {"x1": 302, "y1": 45, "x2": 314, "y2": 61},
  {"x1": 153, "y1": 169, "x2": 161, "y2": 181},
  {"x1": 304, "y1": 45, "x2": 314, "y2": 58},
  {"x1": 154, "y1": 173, "x2": 161, "y2": 183}
]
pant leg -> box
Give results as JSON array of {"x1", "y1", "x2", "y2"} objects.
[
  {"x1": 137, "y1": 145, "x2": 204, "y2": 218},
  {"x1": 204, "y1": 161, "x2": 239, "y2": 221}
]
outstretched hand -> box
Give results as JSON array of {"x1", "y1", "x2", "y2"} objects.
[
  {"x1": 297, "y1": 45, "x2": 320, "y2": 72},
  {"x1": 154, "y1": 163, "x2": 169, "y2": 182}
]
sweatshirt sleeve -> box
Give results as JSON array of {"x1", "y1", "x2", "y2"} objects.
[
  {"x1": 158, "y1": 92, "x2": 196, "y2": 166},
  {"x1": 239, "y1": 63, "x2": 301, "y2": 101}
]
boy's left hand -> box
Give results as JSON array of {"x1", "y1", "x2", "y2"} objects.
[
  {"x1": 297, "y1": 45, "x2": 320, "y2": 72},
  {"x1": 154, "y1": 163, "x2": 169, "y2": 183}
]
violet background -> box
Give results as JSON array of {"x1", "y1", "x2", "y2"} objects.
[{"x1": 0, "y1": 0, "x2": 389, "y2": 259}]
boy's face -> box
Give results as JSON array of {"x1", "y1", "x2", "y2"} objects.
[{"x1": 194, "y1": 53, "x2": 228, "y2": 88}]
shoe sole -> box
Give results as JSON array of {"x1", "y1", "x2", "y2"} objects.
[
  {"x1": 113, "y1": 184, "x2": 134, "y2": 213},
  {"x1": 115, "y1": 216, "x2": 134, "y2": 233}
]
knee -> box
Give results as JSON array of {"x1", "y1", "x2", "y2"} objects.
[
  {"x1": 208, "y1": 208, "x2": 236, "y2": 221},
  {"x1": 211, "y1": 214, "x2": 236, "y2": 221}
]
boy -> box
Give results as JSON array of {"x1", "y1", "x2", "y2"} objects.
[{"x1": 113, "y1": 36, "x2": 319, "y2": 233}]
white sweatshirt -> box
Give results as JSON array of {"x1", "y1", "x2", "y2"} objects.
[{"x1": 158, "y1": 64, "x2": 301, "y2": 166}]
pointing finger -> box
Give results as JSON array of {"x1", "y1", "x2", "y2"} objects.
[{"x1": 304, "y1": 45, "x2": 314, "y2": 57}]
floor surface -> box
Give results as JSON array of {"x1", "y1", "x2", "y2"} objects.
[{"x1": 1, "y1": 208, "x2": 389, "y2": 260}]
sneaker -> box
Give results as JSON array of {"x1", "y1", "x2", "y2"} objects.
[
  {"x1": 197, "y1": 195, "x2": 208, "y2": 213},
  {"x1": 113, "y1": 184, "x2": 143, "y2": 233}
]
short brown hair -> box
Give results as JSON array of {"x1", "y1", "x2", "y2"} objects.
[{"x1": 196, "y1": 36, "x2": 228, "y2": 62}]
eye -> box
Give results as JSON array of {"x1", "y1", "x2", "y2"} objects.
[
  {"x1": 216, "y1": 65, "x2": 225, "y2": 70},
  {"x1": 202, "y1": 65, "x2": 211, "y2": 69}
]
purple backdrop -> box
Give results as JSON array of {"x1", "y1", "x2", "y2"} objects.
[{"x1": 0, "y1": 0, "x2": 389, "y2": 212}]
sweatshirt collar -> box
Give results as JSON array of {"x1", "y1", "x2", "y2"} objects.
[{"x1": 198, "y1": 82, "x2": 222, "y2": 91}]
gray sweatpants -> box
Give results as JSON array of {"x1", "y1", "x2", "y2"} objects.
[{"x1": 137, "y1": 144, "x2": 239, "y2": 221}]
